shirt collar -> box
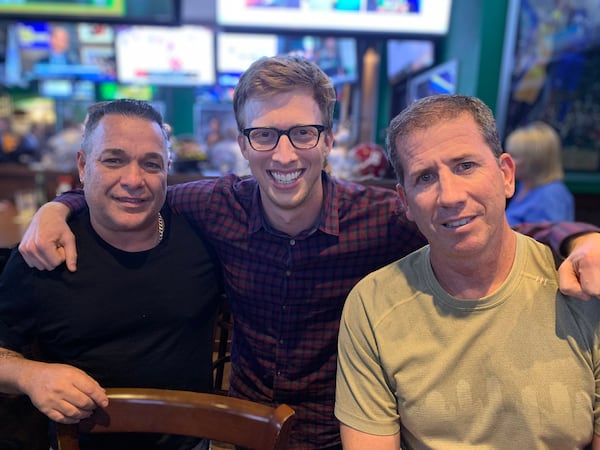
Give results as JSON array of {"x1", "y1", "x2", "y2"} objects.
[{"x1": 247, "y1": 171, "x2": 340, "y2": 237}]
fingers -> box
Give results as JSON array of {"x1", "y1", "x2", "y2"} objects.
[
  {"x1": 16, "y1": 202, "x2": 75, "y2": 271},
  {"x1": 61, "y1": 233, "x2": 78, "y2": 272},
  {"x1": 557, "y1": 262, "x2": 590, "y2": 301},
  {"x1": 26, "y1": 365, "x2": 107, "y2": 423}
]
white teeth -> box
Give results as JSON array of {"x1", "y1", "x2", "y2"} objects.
[
  {"x1": 444, "y1": 217, "x2": 471, "y2": 228},
  {"x1": 271, "y1": 170, "x2": 301, "y2": 184}
]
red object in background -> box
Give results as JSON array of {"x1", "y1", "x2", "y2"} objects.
[{"x1": 348, "y1": 143, "x2": 389, "y2": 179}]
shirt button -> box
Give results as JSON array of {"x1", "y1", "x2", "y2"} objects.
[
  {"x1": 282, "y1": 305, "x2": 287, "y2": 310},
  {"x1": 290, "y1": 239, "x2": 296, "y2": 246},
  {"x1": 285, "y1": 270, "x2": 291, "y2": 277},
  {"x1": 276, "y1": 371, "x2": 281, "y2": 376},
  {"x1": 279, "y1": 339, "x2": 284, "y2": 344}
]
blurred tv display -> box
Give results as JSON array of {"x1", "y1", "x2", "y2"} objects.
[
  {"x1": 406, "y1": 59, "x2": 458, "y2": 104},
  {"x1": 4, "y1": 20, "x2": 116, "y2": 86},
  {"x1": 216, "y1": 32, "x2": 358, "y2": 87},
  {"x1": 38, "y1": 78, "x2": 96, "y2": 101},
  {"x1": 277, "y1": 35, "x2": 358, "y2": 85},
  {"x1": 97, "y1": 82, "x2": 156, "y2": 101},
  {"x1": 216, "y1": 0, "x2": 452, "y2": 36},
  {"x1": 115, "y1": 25, "x2": 215, "y2": 86},
  {"x1": 0, "y1": 0, "x2": 180, "y2": 25},
  {"x1": 387, "y1": 39, "x2": 434, "y2": 84},
  {"x1": 216, "y1": 32, "x2": 278, "y2": 86}
]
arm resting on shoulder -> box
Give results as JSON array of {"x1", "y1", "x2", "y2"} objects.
[
  {"x1": 514, "y1": 221, "x2": 600, "y2": 300},
  {"x1": 340, "y1": 423, "x2": 400, "y2": 450},
  {"x1": 0, "y1": 347, "x2": 107, "y2": 423},
  {"x1": 557, "y1": 232, "x2": 600, "y2": 300}
]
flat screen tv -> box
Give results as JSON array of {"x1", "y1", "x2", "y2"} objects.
[
  {"x1": 38, "y1": 78, "x2": 96, "y2": 101},
  {"x1": 97, "y1": 82, "x2": 156, "y2": 101},
  {"x1": 216, "y1": 32, "x2": 278, "y2": 86},
  {"x1": 406, "y1": 59, "x2": 458, "y2": 104},
  {"x1": 4, "y1": 21, "x2": 116, "y2": 86},
  {"x1": 0, "y1": 0, "x2": 180, "y2": 25},
  {"x1": 216, "y1": 32, "x2": 357, "y2": 87},
  {"x1": 216, "y1": 0, "x2": 452, "y2": 37},
  {"x1": 387, "y1": 39, "x2": 434, "y2": 84},
  {"x1": 277, "y1": 35, "x2": 358, "y2": 85},
  {"x1": 115, "y1": 25, "x2": 215, "y2": 87}
]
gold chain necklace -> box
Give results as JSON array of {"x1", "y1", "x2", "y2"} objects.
[{"x1": 158, "y1": 212, "x2": 165, "y2": 243}]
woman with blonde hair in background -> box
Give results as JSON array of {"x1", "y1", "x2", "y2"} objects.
[{"x1": 505, "y1": 121, "x2": 574, "y2": 226}]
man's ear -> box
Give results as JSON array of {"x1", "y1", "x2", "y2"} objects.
[
  {"x1": 499, "y1": 153, "x2": 516, "y2": 199},
  {"x1": 396, "y1": 183, "x2": 413, "y2": 221},
  {"x1": 76, "y1": 150, "x2": 86, "y2": 185},
  {"x1": 238, "y1": 134, "x2": 249, "y2": 161}
]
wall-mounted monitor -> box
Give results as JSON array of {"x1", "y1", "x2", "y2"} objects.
[
  {"x1": 38, "y1": 78, "x2": 96, "y2": 101},
  {"x1": 97, "y1": 82, "x2": 156, "y2": 101},
  {"x1": 216, "y1": 0, "x2": 452, "y2": 37},
  {"x1": 115, "y1": 25, "x2": 215, "y2": 87},
  {"x1": 277, "y1": 35, "x2": 358, "y2": 85},
  {"x1": 216, "y1": 32, "x2": 278, "y2": 86},
  {"x1": 4, "y1": 21, "x2": 116, "y2": 86},
  {"x1": 0, "y1": 0, "x2": 180, "y2": 25},
  {"x1": 215, "y1": 32, "x2": 358, "y2": 87},
  {"x1": 387, "y1": 39, "x2": 435, "y2": 84},
  {"x1": 406, "y1": 59, "x2": 458, "y2": 104}
]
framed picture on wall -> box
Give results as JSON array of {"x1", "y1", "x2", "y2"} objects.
[{"x1": 503, "y1": 0, "x2": 600, "y2": 172}]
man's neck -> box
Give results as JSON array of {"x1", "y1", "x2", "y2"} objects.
[
  {"x1": 91, "y1": 215, "x2": 162, "y2": 252},
  {"x1": 430, "y1": 228, "x2": 517, "y2": 300}
]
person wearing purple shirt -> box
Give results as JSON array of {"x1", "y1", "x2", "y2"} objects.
[{"x1": 17, "y1": 56, "x2": 600, "y2": 450}]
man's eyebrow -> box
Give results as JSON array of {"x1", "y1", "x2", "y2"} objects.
[{"x1": 100, "y1": 148, "x2": 126, "y2": 155}]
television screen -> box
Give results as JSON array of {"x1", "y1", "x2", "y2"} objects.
[
  {"x1": 406, "y1": 59, "x2": 458, "y2": 104},
  {"x1": 277, "y1": 35, "x2": 358, "y2": 85},
  {"x1": 38, "y1": 78, "x2": 96, "y2": 101},
  {"x1": 115, "y1": 25, "x2": 215, "y2": 86},
  {"x1": 387, "y1": 39, "x2": 434, "y2": 84},
  {"x1": 97, "y1": 82, "x2": 156, "y2": 101},
  {"x1": 216, "y1": 32, "x2": 278, "y2": 86},
  {"x1": 38, "y1": 78, "x2": 73, "y2": 98},
  {"x1": 215, "y1": 32, "x2": 357, "y2": 87},
  {"x1": 4, "y1": 21, "x2": 116, "y2": 86},
  {"x1": 216, "y1": 0, "x2": 452, "y2": 36},
  {"x1": 0, "y1": 0, "x2": 180, "y2": 25}
]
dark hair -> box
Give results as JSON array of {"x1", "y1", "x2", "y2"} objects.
[
  {"x1": 385, "y1": 94, "x2": 502, "y2": 185},
  {"x1": 233, "y1": 54, "x2": 337, "y2": 131},
  {"x1": 82, "y1": 99, "x2": 168, "y2": 154}
]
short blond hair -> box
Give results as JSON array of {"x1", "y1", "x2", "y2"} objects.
[
  {"x1": 504, "y1": 122, "x2": 564, "y2": 187},
  {"x1": 233, "y1": 55, "x2": 337, "y2": 131}
]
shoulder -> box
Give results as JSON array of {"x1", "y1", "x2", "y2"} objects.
[
  {"x1": 344, "y1": 247, "x2": 429, "y2": 317},
  {"x1": 517, "y1": 233, "x2": 559, "y2": 282},
  {"x1": 332, "y1": 177, "x2": 403, "y2": 215}
]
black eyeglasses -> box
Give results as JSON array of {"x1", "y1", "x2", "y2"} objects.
[{"x1": 242, "y1": 125, "x2": 326, "y2": 152}]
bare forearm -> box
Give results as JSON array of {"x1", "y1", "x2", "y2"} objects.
[
  {"x1": 0, "y1": 348, "x2": 30, "y2": 395},
  {"x1": 340, "y1": 423, "x2": 400, "y2": 450}
]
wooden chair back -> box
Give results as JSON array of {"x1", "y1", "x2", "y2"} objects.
[{"x1": 55, "y1": 387, "x2": 294, "y2": 450}]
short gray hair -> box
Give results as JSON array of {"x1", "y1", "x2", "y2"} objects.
[{"x1": 385, "y1": 95, "x2": 502, "y2": 185}]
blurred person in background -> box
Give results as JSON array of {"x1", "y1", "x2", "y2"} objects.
[
  {"x1": 505, "y1": 121, "x2": 574, "y2": 226},
  {"x1": 36, "y1": 24, "x2": 79, "y2": 66}
]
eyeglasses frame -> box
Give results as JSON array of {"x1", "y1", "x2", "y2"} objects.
[{"x1": 242, "y1": 124, "x2": 327, "y2": 152}]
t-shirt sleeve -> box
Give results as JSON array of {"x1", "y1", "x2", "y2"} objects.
[{"x1": 335, "y1": 283, "x2": 400, "y2": 436}]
